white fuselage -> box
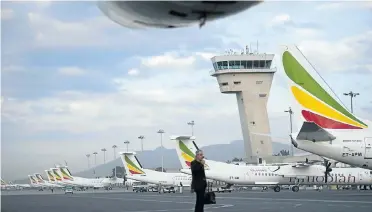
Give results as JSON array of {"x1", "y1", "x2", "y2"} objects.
[
  {"x1": 62, "y1": 176, "x2": 111, "y2": 188},
  {"x1": 180, "y1": 160, "x2": 372, "y2": 186},
  {"x1": 126, "y1": 169, "x2": 191, "y2": 186},
  {"x1": 295, "y1": 126, "x2": 372, "y2": 170}
]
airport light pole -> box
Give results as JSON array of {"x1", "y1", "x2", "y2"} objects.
[
  {"x1": 93, "y1": 152, "x2": 98, "y2": 166},
  {"x1": 343, "y1": 91, "x2": 359, "y2": 113},
  {"x1": 284, "y1": 107, "x2": 294, "y2": 156},
  {"x1": 101, "y1": 148, "x2": 107, "y2": 164},
  {"x1": 112, "y1": 145, "x2": 117, "y2": 177},
  {"x1": 124, "y1": 140, "x2": 130, "y2": 152},
  {"x1": 187, "y1": 120, "x2": 195, "y2": 136},
  {"x1": 112, "y1": 145, "x2": 117, "y2": 159},
  {"x1": 157, "y1": 129, "x2": 165, "y2": 172},
  {"x1": 93, "y1": 152, "x2": 98, "y2": 176},
  {"x1": 138, "y1": 136, "x2": 145, "y2": 152},
  {"x1": 86, "y1": 154, "x2": 91, "y2": 169}
]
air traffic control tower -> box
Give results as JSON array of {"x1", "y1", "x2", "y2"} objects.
[{"x1": 210, "y1": 47, "x2": 276, "y2": 163}]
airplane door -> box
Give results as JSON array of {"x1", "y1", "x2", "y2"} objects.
[{"x1": 364, "y1": 137, "x2": 372, "y2": 159}]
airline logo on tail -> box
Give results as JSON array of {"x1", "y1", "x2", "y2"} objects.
[
  {"x1": 1, "y1": 179, "x2": 7, "y2": 185},
  {"x1": 123, "y1": 155, "x2": 145, "y2": 174},
  {"x1": 52, "y1": 169, "x2": 62, "y2": 181},
  {"x1": 282, "y1": 50, "x2": 368, "y2": 130},
  {"x1": 29, "y1": 175, "x2": 38, "y2": 184},
  {"x1": 59, "y1": 168, "x2": 74, "y2": 181},
  {"x1": 179, "y1": 140, "x2": 195, "y2": 167},
  {"x1": 34, "y1": 174, "x2": 43, "y2": 183},
  {"x1": 47, "y1": 171, "x2": 55, "y2": 182}
]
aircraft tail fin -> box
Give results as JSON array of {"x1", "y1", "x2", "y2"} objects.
[
  {"x1": 34, "y1": 173, "x2": 45, "y2": 183},
  {"x1": 45, "y1": 170, "x2": 56, "y2": 182},
  {"x1": 28, "y1": 175, "x2": 38, "y2": 184},
  {"x1": 171, "y1": 135, "x2": 198, "y2": 169},
  {"x1": 59, "y1": 167, "x2": 74, "y2": 181},
  {"x1": 51, "y1": 168, "x2": 63, "y2": 181},
  {"x1": 279, "y1": 45, "x2": 368, "y2": 131},
  {"x1": 119, "y1": 152, "x2": 145, "y2": 175},
  {"x1": 1, "y1": 179, "x2": 7, "y2": 185}
]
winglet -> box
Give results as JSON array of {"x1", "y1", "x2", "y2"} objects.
[{"x1": 296, "y1": 122, "x2": 336, "y2": 142}]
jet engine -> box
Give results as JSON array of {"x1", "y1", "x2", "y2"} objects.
[{"x1": 98, "y1": 1, "x2": 262, "y2": 29}]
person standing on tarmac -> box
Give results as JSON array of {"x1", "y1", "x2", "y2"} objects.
[{"x1": 191, "y1": 149, "x2": 207, "y2": 212}]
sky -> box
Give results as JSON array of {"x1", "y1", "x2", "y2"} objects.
[{"x1": 1, "y1": 1, "x2": 372, "y2": 180}]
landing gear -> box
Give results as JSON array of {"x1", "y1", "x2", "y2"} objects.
[
  {"x1": 273, "y1": 186, "x2": 281, "y2": 192},
  {"x1": 291, "y1": 185, "x2": 299, "y2": 192}
]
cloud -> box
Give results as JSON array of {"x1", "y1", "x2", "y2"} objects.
[
  {"x1": 316, "y1": 2, "x2": 372, "y2": 11},
  {"x1": 1, "y1": 8, "x2": 14, "y2": 20},
  {"x1": 1, "y1": 65, "x2": 24, "y2": 73},
  {"x1": 128, "y1": 68, "x2": 139, "y2": 76},
  {"x1": 58, "y1": 67, "x2": 86, "y2": 76},
  {"x1": 268, "y1": 14, "x2": 292, "y2": 27},
  {"x1": 26, "y1": 12, "x2": 119, "y2": 48},
  {"x1": 298, "y1": 30, "x2": 372, "y2": 72},
  {"x1": 140, "y1": 52, "x2": 196, "y2": 70}
]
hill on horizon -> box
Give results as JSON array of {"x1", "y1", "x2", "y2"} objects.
[{"x1": 14, "y1": 140, "x2": 303, "y2": 182}]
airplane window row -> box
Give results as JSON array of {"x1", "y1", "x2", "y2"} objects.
[
  {"x1": 255, "y1": 173, "x2": 279, "y2": 176},
  {"x1": 212, "y1": 60, "x2": 272, "y2": 71}
]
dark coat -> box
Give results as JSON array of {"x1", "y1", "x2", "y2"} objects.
[{"x1": 191, "y1": 159, "x2": 206, "y2": 191}]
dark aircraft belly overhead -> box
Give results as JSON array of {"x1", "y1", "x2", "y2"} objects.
[{"x1": 98, "y1": 1, "x2": 263, "y2": 29}]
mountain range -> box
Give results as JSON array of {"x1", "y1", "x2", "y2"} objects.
[{"x1": 15, "y1": 140, "x2": 305, "y2": 182}]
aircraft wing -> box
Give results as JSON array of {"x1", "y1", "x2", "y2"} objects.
[{"x1": 274, "y1": 164, "x2": 325, "y2": 177}]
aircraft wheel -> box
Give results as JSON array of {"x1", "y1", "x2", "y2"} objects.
[
  {"x1": 292, "y1": 186, "x2": 299, "y2": 192},
  {"x1": 274, "y1": 186, "x2": 281, "y2": 192}
]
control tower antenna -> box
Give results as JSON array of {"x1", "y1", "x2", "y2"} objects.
[
  {"x1": 209, "y1": 50, "x2": 276, "y2": 163},
  {"x1": 256, "y1": 40, "x2": 259, "y2": 54}
]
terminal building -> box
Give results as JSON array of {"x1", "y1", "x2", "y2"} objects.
[{"x1": 209, "y1": 47, "x2": 276, "y2": 164}]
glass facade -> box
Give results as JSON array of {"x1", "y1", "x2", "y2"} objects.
[{"x1": 213, "y1": 60, "x2": 272, "y2": 71}]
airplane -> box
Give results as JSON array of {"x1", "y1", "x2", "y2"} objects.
[
  {"x1": 28, "y1": 175, "x2": 44, "y2": 190},
  {"x1": 172, "y1": 135, "x2": 372, "y2": 192},
  {"x1": 58, "y1": 166, "x2": 112, "y2": 189},
  {"x1": 119, "y1": 151, "x2": 192, "y2": 188},
  {"x1": 50, "y1": 168, "x2": 74, "y2": 187},
  {"x1": 98, "y1": 1, "x2": 262, "y2": 29},
  {"x1": 277, "y1": 45, "x2": 372, "y2": 170},
  {"x1": 34, "y1": 173, "x2": 63, "y2": 188},
  {"x1": 1, "y1": 179, "x2": 31, "y2": 190}
]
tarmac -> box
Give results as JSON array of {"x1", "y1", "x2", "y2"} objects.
[{"x1": 2, "y1": 189, "x2": 372, "y2": 212}]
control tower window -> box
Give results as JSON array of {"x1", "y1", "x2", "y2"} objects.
[
  {"x1": 253, "y1": 61, "x2": 260, "y2": 68},
  {"x1": 217, "y1": 62, "x2": 223, "y2": 70},
  {"x1": 229, "y1": 61, "x2": 234, "y2": 69},
  {"x1": 241, "y1": 61, "x2": 247, "y2": 69},
  {"x1": 221, "y1": 82, "x2": 228, "y2": 86},
  {"x1": 222, "y1": 61, "x2": 228, "y2": 69},
  {"x1": 265, "y1": 60, "x2": 272, "y2": 68},
  {"x1": 247, "y1": 61, "x2": 253, "y2": 69},
  {"x1": 260, "y1": 60, "x2": 266, "y2": 68}
]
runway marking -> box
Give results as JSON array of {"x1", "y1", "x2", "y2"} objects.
[
  {"x1": 66, "y1": 195, "x2": 234, "y2": 211},
  {"x1": 218, "y1": 196, "x2": 372, "y2": 204},
  {"x1": 93, "y1": 193, "x2": 372, "y2": 204}
]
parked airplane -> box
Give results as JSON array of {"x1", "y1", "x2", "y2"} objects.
[
  {"x1": 50, "y1": 168, "x2": 73, "y2": 187},
  {"x1": 28, "y1": 175, "x2": 44, "y2": 190},
  {"x1": 278, "y1": 45, "x2": 372, "y2": 170},
  {"x1": 98, "y1": 1, "x2": 262, "y2": 29},
  {"x1": 1, "y1": 179, "x2": 31, "y2": 189},
  {"x1": 173, "y1": 135, "x2": 372, "y2": 192},
  {"x1": 34, "y1": 173, "x2": 62, "y2": 188},
  {"x1": 120, "y1": 151, "x2": 192, "y2": 187},
  {"x1": 58, "y1": 166, "x2": 112, "y2": 189}
]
